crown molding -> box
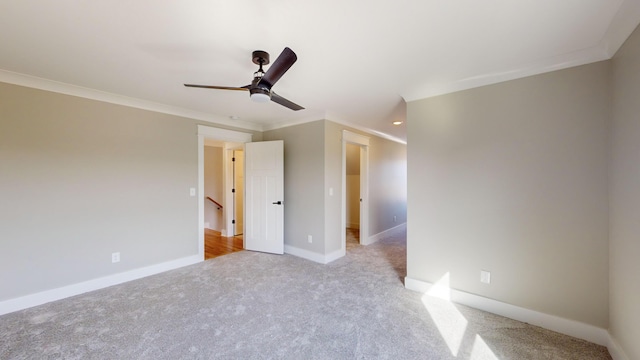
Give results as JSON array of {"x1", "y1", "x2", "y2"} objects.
[
  {"x1": 600, "y1": 0, "x2": 640, "y2": 57},
  {"x1": 261, "y1": 112, "x2": 327, "y2": 132},
  {"x1": 402, "y1": 1, "x2": 640, "y2": 102},
  {"x1": 0, "y1": 69, "x2": 263, "y2": 132},
  {"x1": 262, "y1": 112, "x2": 406, "y2": 145},
  {"x1": 401, "y1": 46, "x2": 610, "y2": 102},
  {"x1": 328, "y1": 115, "x2": 407, "y2": 145}
]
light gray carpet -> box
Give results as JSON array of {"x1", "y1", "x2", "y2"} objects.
[{"x1": 1, "y1": 230, "x2": 611, "y2": 359}]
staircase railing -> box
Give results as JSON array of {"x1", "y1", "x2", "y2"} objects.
[{"x1": 206, "y1": 197, "x2": 223, "y2": 210}]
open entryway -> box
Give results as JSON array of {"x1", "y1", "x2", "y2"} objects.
[
  {"x1": 342, "y1": 130, "x2": 369, "y2": 252},
  {"x1": 345, "y1": 143, "x2": 361, "y2": 251},
  {"x1": 197, "y1": 126, "x2": 284, "y2": 260},
  {"x1": 203, "y1": 139, "x2": 242, "y2": 259}
]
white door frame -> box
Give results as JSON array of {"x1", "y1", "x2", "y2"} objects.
[
  {"x1": 225, "y1": 146, "x2": 244, "y2": 236},
  {"x1": 341, "y1": 130, "x2": 369, "y2": 252},
  {"x1": 197, "y1": 125, "x2": 252, "y2": 260}
]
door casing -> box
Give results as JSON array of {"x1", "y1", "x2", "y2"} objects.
[
  {"x1": 197, "y1": 125, "x2": 252, "y2": 260},
  {"x1": 341, "y1": 130, "x2": 370, "y2": 253}
]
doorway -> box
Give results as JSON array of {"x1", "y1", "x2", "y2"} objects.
[
  {"x1": 197, "y1": 126, "x2": 285, "y2": 260},
  {"x1": 203, "y1": 141, "x2": 224, "y2": 233},
  {"x1": 202, "y1": 141, "x2": 245, "y2": 260},
  {"x1": 345, "y1": 143, "x2": 361, "y2": 250},
  {"x1": 197, "y1": 126, "x2": 253, "y2": 261},
  {"x1": 342, "y1": 130, "x2": 369, "y2": 253}
]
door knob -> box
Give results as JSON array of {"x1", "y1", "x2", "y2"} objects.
[{"x1": 272, "y1": 201, "x2": 282, "y2": 205}]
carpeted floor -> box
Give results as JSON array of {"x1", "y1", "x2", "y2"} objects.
[{"x1": 0, "y1": 230, "x2": 611, "y2": 359}]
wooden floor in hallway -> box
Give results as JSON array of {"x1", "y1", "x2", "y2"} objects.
[{"x1": 204, "y1": 229, "x2": 244, "y2": 260}]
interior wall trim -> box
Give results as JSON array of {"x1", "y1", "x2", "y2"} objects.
[
  {"x1": 284, "y1": 244, "x2": 344, "y2": 264},
  {"x1": 402, "y1": 1, "x2": 640, "y2": 102},
  {"x1": 0, "y1": 70, "x2": 262, "y2": 131},
  {"x1": 197, "y1": 125, "x2": 253, "y2": 143},
  {"x1": 342, "y1": 130, "x2": 370, "y2": 146},
  {"x1": 404, "y1": 277, "x2": 609, "y2": 347},
  {"x1": 365, "y1": 222, "x2": 406, "y2": 246},
  {"x1": 608, "y1": 335, "x2": 631, "y2": 360},
  {"x1": 0, "y1": 255, "x2": 201, "y2": 316}
]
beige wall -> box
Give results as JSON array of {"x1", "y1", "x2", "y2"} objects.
[
  {"x1": 407, "y1": 61, "x2": 611, "y2": 327},
  {"x1": 0, "y1": 81, "x2": 262, "y2": 303},
  {"x1": 0, "y1": 80, "x2": 407, "y2": 304},
  {"x1": 263, "y1": 121, "x2": 326, "y2": 253},
  {"x1": 324, "y1": 121, "x2": 407, "y2": 253},
  {"x1": 323, "y1": 120, "x2": 345, "y2": 254},
  {"x1": 610, "y1": 23, "x2": 640, "y2": 360},
  {"x1": 264, "y1": 120, "x2": 407, "y2": 258},
  {"x1": 367, "y1": 130, "x2": 407, "y2": 235},
  {"x1": 0, "y1": 82, "x2": 200, "y2": 301},
  {"x1": 204, "y1": 146, "x2": 223, "y2": 230}
]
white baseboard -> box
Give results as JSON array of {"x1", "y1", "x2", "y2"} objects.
[
  {"x1": 404, "y1": 277, "x2": 609, "y2": 347},
  {"x1": 0, "y1": 255, "x2": 202, "y2": 316},
  {"x1": 607, "y1": 334, "x2": 630, "y2": 360},
  {"x1": 324, "y1": 248, "x2": 345, "y2": 264},
  {"x1": 364, "y1": 222, "x2": 406, "y2": 245},
  {"x1": 284, "y1": 244, "x2": 345, "y2": 264}
]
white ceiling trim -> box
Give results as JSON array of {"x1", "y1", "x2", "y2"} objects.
[
  {"x1": 600, "y1": 0, "x2": 640, "y2": 56},
  {"x1": 327, "y1": 115, "x2": 407, "y2": 145},
  {"x1": 401, "y1": 46, "x2": 609, "y2": 102},
  {"x1": 0, "y1": 69, "x2": 263, "y2": 132},
  {"x1": 260, "y1": 112, "x2": 407, "y2": 145},
  {"x1": 420, "y1": 48, "x2": 607, "y2": 102},
  {"x1": 197, "y1": 125, "x2": 253, "y2": 143},
  {"x1": 260, "y1": 113, "x2": 327, "y2": 132},
  {"x1": 0, "y1": 68, "x2": 404, "y2": 142},
  {"x1": 401, "y1": 0, "x2": 640, "y2": 102}
]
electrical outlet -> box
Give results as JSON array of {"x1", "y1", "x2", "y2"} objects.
[
  {"x1": 112, "y1": 252, "x2": 120, "y2": 263},
  {"x1": 308, "y1": 235, "x2": 312, "y2": 244},
  {"x1": 480, "y1": 270, "x2": 491, "y2": 284},
  {"x1": 393, "y1": 215, "x2": 397, "y2": 222}
]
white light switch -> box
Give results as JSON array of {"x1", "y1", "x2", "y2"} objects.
[
  {"x1": 189, "y1": 188, "x2": 196, "y2": 197},
  {"x1": 329, "y1": 187, "x2": 334, "y2": 196}
]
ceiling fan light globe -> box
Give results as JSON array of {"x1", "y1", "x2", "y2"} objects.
[{"x1": 251, "y1": 92, "x2": 271, "y2": 103}]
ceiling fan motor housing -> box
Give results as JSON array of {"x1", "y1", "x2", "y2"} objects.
[{"x1": 252, "y1": 50, "x2": 270, "y2": 65}]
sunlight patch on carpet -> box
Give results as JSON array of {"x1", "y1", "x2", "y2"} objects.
[
  {"x1": 470, "y1": 334, "x2": 499, "y2": 360},
  {"x1": 421, "y1": 272, "x2": 499, "y2": 359},
  {"x1": 422, "y1": 272, "x2": 467, "y2": 356}
]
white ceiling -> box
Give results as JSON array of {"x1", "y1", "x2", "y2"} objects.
[{"x1": 2, "y1": 1, "x2": 639, "y2": 143}]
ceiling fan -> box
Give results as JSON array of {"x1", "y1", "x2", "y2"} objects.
[{"x1": 184, "y1": 47, "x2": 304, "y2": 111}]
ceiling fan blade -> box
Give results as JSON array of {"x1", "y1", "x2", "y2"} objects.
[
  {"x1": 259, "y1": 47, "x2": 297, "y2": 88},
  {"x1": 184, "y1": 84, "x2": 250, "y2": 91},
  {"x1": 271, "y1": 92, "x2": 305, "y2": 111}
]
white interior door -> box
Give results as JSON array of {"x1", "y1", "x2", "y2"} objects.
[{"x1": 244, "y1": 140, "x2": 284, "y2": 254}]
